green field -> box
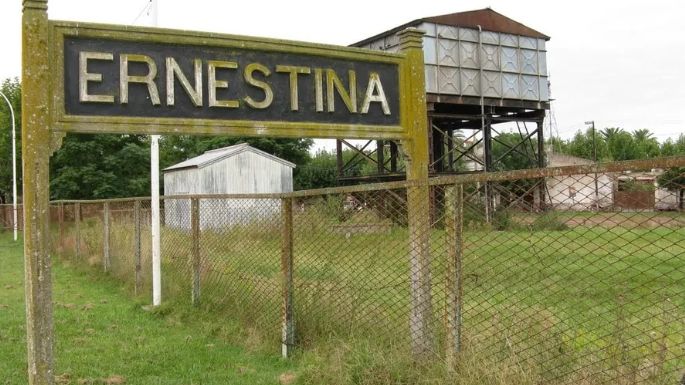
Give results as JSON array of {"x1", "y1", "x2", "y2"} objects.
[{"x1": 0, "y1": 232, "x2": 296, "y2": 385}]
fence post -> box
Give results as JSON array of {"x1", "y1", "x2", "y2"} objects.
[
  {"x1": 445, "y1": 183, "x2": 464, "y2": 370},
  {"x1": 399, "y1": 28, "x2": 433, "y2": 358},
  {"x1": 191, "y1": 198, "x2": 201, "y2": 306},
  {"x1": 58, "y1": 203, "x2": 64, "y2": 252},
  {"x1": 103, "y1": 202, "x2": 110, "y2": 272},
  {"x1": 134, "y1": 200, "x2": 142, "y2": 296},
  {"x1": 280, "y1": 197, "x2": 295, "y2": 358},
  {"x1": 75, "y1": 203, "x2": 81, "y2": 259}
]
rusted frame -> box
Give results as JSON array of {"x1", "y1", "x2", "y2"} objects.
[
  {"x1": 337, "y1": 139, "x2": 403, "y2": 180},
  {"x1": 374, "y1": 140, "x2": 403, "y2": 175},
  {"x1": 339, "y1": 139, "x2": 378, "y2": 176},
  {"x1": 490, "y1": 125, "x2": 540, "y2": 167},
  {"x1": 516, "y1": 121, "x2": 542, "y2": 165},
  {"x1": 487, "y1": 178, "x2": 547, "y2": 212},
  {"x1": 431, "y1": 156, "x2": 685, "y2": 186},
  {"x1": 47, "y1": 156, "x2": 685, "y2": 206},
  {"x1": 429, "y1": 123, "x2": 483, "y2": 171},
  {"x1": 447, "y1": 133, "x2": 484, "y2": 168}
]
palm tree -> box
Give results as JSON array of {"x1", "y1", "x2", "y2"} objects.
[
  {"x1": 632, "y1": 128, "x2": 660, "y2": 158},
  {"x1": 633, "y1": 128, "x2": 654, "y2": 142},
  {"x1": 600, "y1": 127, "x2": 622, "y2": 142}
]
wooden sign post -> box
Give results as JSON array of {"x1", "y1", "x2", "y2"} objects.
[{"x1": 21, "y1": 0, "x2": 430, "y2": 382}]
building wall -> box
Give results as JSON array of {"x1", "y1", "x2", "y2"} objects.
[
  {"x1": 547, "y1": 173, "x2": 613, "y2": 210},
  {"x1": 655, "y1": 188, "x2": 679, "y2": 210},
  {"x1": 163, "y1": 150, "x2": 293, "y2": 230}
]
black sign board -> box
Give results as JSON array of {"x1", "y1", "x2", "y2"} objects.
[{"x1": 63, "y1": 37, "x2": 400, "y2": 126}]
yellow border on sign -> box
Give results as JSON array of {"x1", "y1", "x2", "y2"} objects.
[{"x1": 48, "y1": 20, "x2": 409, "y2": 140}]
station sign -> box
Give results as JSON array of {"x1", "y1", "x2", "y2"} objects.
[{"x1": 49, "y1": 22, "x2": 407, "y2": 139}]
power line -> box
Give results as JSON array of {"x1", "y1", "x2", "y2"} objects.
[{"x1": 130, "y1": 0, "x2": 152, "y2": 25}]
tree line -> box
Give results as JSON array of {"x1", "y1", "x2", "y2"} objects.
[
  {"x1": 549, "y1": 127, "x2": 685, "y2": 161},
  {"x1": 0, "y1": 78, "x2": 683, "y2": 201}
]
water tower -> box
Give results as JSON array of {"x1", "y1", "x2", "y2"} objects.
[{"x1": 336, "y1": 8, "x2": 550, "y2": 183}]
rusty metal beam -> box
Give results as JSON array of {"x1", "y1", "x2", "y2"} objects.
[
  {"x1": 427, "y1": 93, "x2": 549, "y2": 110},
  {"x1": 46, "y1": 156, "x2": 685, "y2": 204}
]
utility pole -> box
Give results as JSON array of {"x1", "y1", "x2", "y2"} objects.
[
  {"x1": 585, "y1": 121, "x2": 600, "y2": 210},
  {"x1": 0, "y1": 90, "x2": 18, "y2": 241}
]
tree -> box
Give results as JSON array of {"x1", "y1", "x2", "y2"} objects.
[
  {"x1": 160, "y1": 135, "x2": 313, "y2": 170},
  {"x1": 0, "y1": 78, "x2": 22, "y2": 204},
  {"x1": 632, "y1": 128, "x2": 660, "y2": 159},
  {"x1": 491, "y1": 132, "x2": 541, "y2": 171},
  {"x1": 597, "y1": 127, "x2": 642, "y2": 161},
  {"x1": 600, "y1": 127, "x2": 621, "y2": 143},
  {"x1": 293, "y1": 147, "x2": 374, "y2": 190},
  {"x1": 50, "y1": 134, "x2": 150, "y2": 199},
  {"x1": 559, "y1": 128, "x2": 608, "y2": 161},
  {"x1": 660, "y1": 134, "x2": 685, "y2": 156},
  {"x1": 294, "y1": 149, "x2": 338, "y2": 190},
  {"x1": 557, "y1": 127, "x2": 663, "y2": 162}
]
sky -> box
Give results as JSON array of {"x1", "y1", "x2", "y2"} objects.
[{"x1": 1, "y1": 0, "x2": 684, "y2": 147}]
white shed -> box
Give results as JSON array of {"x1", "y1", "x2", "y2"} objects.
[{"x1": 163, "y1": 143, "x2": 295, "y2": 229}]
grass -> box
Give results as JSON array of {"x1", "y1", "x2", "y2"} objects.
[
  {"x1": 47, "y1": 205, "x2": 685, "y2": 384},
  {"x1": 0, "y1": 231, "x2": 296, "y2": 385}
]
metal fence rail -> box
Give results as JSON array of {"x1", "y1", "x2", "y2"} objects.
[{"x1": 25, "y1": 156, "x2": 685, "y2": 384}]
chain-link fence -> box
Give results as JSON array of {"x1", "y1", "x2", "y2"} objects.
[
  {"x1": 47, "y1": 157, "x2": 685, "y2": 384},
  {"x1": 0, "y1": 203, "x2": 23, "y2": 231}
]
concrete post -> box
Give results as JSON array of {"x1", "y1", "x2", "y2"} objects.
[
  {"x1": 445, "y1": 184, "x2": 464, "y2": 369},
  {"x1": 191, "y1": 198, "x2": 201, "y2": 306},
  {"x1": 58, "y1": 203, "x2": 64, "y2": 252},
  {"x1": 21, "y1": 0, "x2": 55, "y2": 383},
  {"x1": 280, "y1": 197, "x2": 295, "y2": 358},
  {"x1": 103, "y1": 202, "x2": 110, "y2": 272},
  {"x1": 134, "y1": 200, "x2": 142, "y2": 295},
  {"x1": 75, "y1": 203, "x2": 80, "y2": 259},
  {"x1": 398, "y1": 28, "x2": 433, "y2": 358}
]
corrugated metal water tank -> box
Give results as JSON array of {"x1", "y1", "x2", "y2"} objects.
[{"x1": 359, "y1": 23, "x2": 549, "y2": 102}]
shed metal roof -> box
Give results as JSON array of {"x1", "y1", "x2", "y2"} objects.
[
  {"x1": 352, "y1": 8, "x2": 549, "y2": 48},
  {"x1": 163, "y1": 143, "x2": 296, "y2": 172}
]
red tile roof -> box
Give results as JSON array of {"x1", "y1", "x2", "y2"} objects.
[{"x1": 352, "y1": 8, "x2": 549, "y2": 47}]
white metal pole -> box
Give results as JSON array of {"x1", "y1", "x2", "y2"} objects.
[
  {"x1": 147, "y1": 0, "x2": 162, "y2": 307},
  {"x1": 0, "y1": 90, "x2": 17, "y2": 242},
  {"x1": 151, "y1": 135, "x2": 161, "y2": 306}
]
